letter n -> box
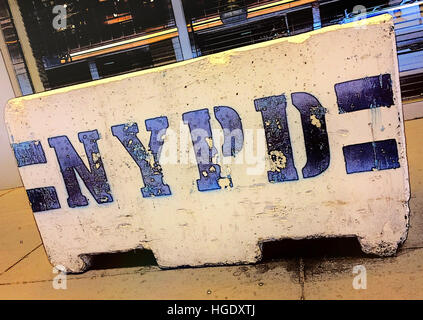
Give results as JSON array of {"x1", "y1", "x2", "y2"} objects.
[{"x1": 48, "y1": 130, "x2": 113, "y2": 208}]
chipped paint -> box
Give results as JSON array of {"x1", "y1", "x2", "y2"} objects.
[
  {"x1": 205, "y1": 137, "x2": 214, "y2": 149},
  {"x1": 310, "y1": 114, "x2": 322, "y2": 128},
  {"x1": 218, "y1": 176, "x2": 233, "y2": 189},
  {"x1": 269, "y1": 150, "x2": 287, "y2": 172}
]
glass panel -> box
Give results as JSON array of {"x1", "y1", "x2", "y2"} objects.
[
  {"x1": 16, "y1": 0, "x2": 179, "y2": 89},
  {"x1": 0, "y1": 0, "x2": 33, "y2": 95}
]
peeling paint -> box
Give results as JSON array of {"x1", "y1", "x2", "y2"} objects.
[
  {"x1": 205, "y1": 137, "x2": 214, "y2": 149},
  {"x1": 218, "y1": 176, "x2": 233, "y2": 189},
  {"x1": 269, "y1": 150, "x2": 287, "y2": 172},
  {"x1": 310, "y1": 115, "x2": 322, "y2": 128}
]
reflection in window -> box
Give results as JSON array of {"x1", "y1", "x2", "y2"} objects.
[
  {"x1": 17, "y1": 0, "x2": 180, "y2": 90},
  {"x1": 0, "y1": 0, "x2": 33, "y2": 95}
]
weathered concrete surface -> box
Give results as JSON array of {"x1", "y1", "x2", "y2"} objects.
[
  {"x1": 0, "y1": 115, "x2": 422, "y2": 298},
  {"x1": 5, "y1": 15, "x2": 410, "y2": 272}
]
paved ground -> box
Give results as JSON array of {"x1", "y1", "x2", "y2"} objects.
[{"x1": 0, "y1": 118, "x2": 422, "y2": 300}]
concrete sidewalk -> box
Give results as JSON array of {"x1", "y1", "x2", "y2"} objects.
[{"x1": 0, "y1": 118, "x2": 422, "y2": 300}]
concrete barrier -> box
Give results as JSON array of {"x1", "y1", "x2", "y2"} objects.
[{"x1": 5, "y1": 15, "x2": 410, "y2": 273}]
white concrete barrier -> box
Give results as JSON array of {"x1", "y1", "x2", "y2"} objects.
[{"x1": 5, "y1": 15, "x2": 410, "y2": 273}]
